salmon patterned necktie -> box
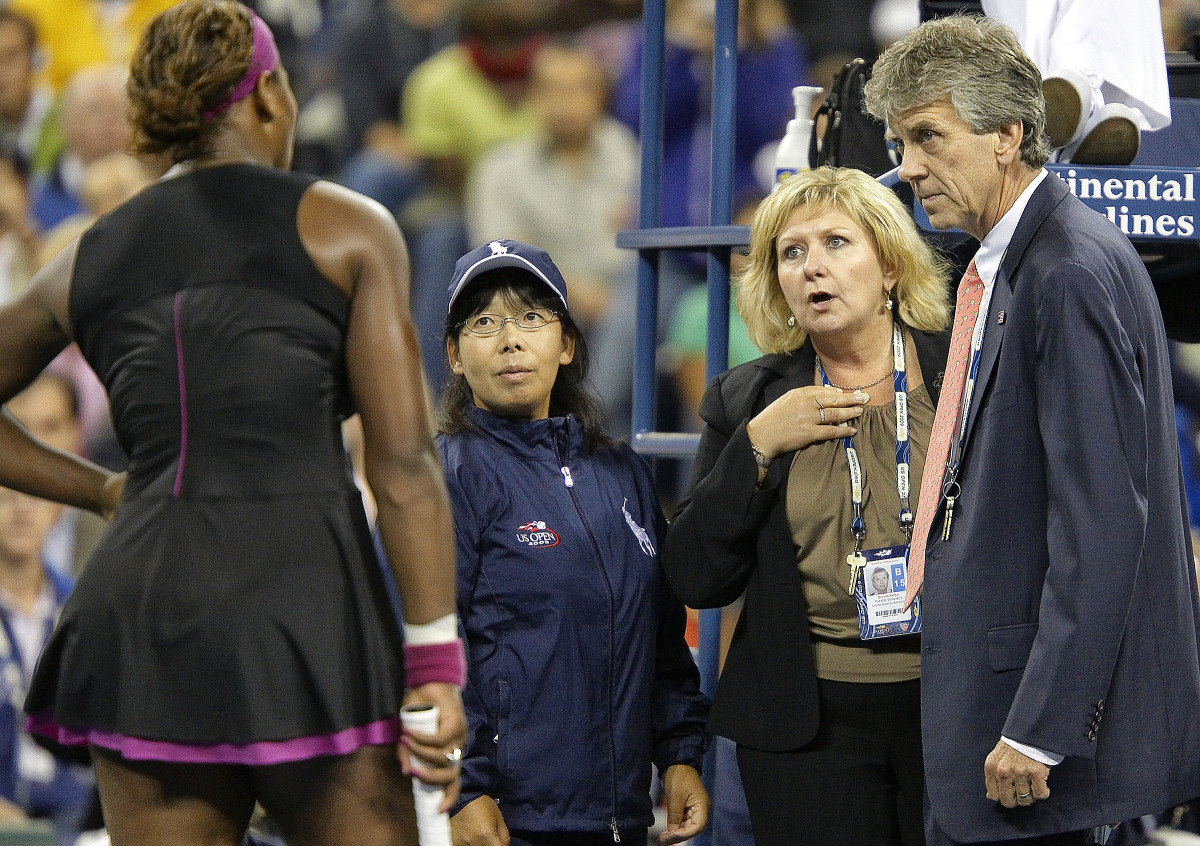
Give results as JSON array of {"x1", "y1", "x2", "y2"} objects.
[{"x1": 905, "y1": 259, "x2": 984, "y2": 607}]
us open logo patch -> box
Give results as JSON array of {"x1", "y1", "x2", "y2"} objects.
[{"x1": 516, "y1": 521, "x2": 560, "y2": 548}]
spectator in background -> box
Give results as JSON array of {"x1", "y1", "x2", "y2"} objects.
[
  {"x1": 612, "y1": 0, "x2": 808, "y2": 368},
  {"x1": 549, "y1": 0, "x2": 642, "y2": 79},
  {"x1": 466, "y1": 44, "x2": 639, "y2": 431},
  {"x1": 336, "y1": 0, "x2": 459, "y2": 201},
  {"x1": 0, "y1": 482, "x2": 92, "y2": 846},
  {"x1": 6, "y1": 372, "x2": 108, "y2": 579},
  {"x1": 403, "y1": 0, "x2": 543, "y2": 184},
  {"x1": 0, "y1": 9, "x2": 61, "y2": 179},
  {"x1": 780, "y1": 0, "x2": 879, "y2": 89},
  {"x1": 38, "y1": 152, "x2": 152, "y2": 268},
  {"x1": 615, "y1": 0, "x2": 806, "y2": 237},
  {"x1": 0, "y1": 154, "x2": 39, "y2": 304},
  {"x1": 31, "y1": 64, "x2": 131, "y2": 232},
  {"x1": 398, "y1": 0, "x2": 545, "y2": 392},
  {"x1": 666, "y1": 191, "x2": 765, "y2": 428},
  {"x1": 8, "y1": 0, "x2": 179, "y2": 92},
  {"x1": 1174, "y1": 343, "x2": 1200, "y2": 556},
  {"x1": 1162, "y1": 0, "x2": 1200, "y2": 50}
]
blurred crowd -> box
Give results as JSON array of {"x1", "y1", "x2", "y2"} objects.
[
  {"x1": 1, "y1": 0, "x2": 1199, "y2": 440},
  {"x1": 0, "y1": 0, "x2": 942, "y2": 443}
]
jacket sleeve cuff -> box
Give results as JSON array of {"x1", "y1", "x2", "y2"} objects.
[
  {"x1": 451, "y1": 788, "x2": 486, "y2": 817},
  {"x1": 453, "y1": 757, "x2": 498, "y2": 815},
  {"x1": 653, "y1": 734, "x2": 709, "y2": 776}
]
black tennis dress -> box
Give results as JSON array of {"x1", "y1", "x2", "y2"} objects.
[{"x1": 25, "y1": 163, "x2": 406, "y2": 763}]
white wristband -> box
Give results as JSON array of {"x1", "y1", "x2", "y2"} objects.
[{"x1": 403, "y1": 612, "x2": 458, "y2": 645}]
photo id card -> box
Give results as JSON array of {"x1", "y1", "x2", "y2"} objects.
[{"x1": 853, "y1": 545, "x2": 921, "y2": 639}]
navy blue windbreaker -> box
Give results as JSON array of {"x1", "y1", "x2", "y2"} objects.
[{"x1": 438, "y1": 405, "x2": 709, "y2": 837}]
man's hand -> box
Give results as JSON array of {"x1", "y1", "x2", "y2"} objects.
[
  {"x1": 450, "y1": 795, "x2": 509, "y2": 846},
  {"x1": 984, "y1": 740, "x2": 1050, "y2": 808},
  {"x1": 659, "y1": 763, "x2": 709, "y2": 844}
]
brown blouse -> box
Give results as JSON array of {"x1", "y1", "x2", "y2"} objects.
[{"x1": 786, "y1": 382, "x2": 935, "y2": 683}]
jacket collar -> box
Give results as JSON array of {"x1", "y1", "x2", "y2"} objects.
[
  {"x1": 757, "y1": 346, "x2": 817, "y2": 410},
  {"x1": 752, "y1": 322, "x2": 947, "y2": 409},
  {"x1": 995, "y1": 170, "x2": 1070, "y2": 295},
  {"x1": 462, "y1": 402, "x2": 583, "y2": 460},
  {"x1": 961, "y1": 172, "x2": 1069, "y2": 446}
]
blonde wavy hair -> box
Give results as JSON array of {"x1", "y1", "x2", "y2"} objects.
[{"x1": 737, "y1": 167, "x2": 951, "y2": 354}]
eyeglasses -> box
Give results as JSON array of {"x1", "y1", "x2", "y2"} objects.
[{"x1": 459, "y1": 309, "x2": 559, "y2": 337}]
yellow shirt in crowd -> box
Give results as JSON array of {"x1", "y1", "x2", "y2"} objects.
[{"x1": 11, "y1": 0, "x2": 182, "y2": 90}]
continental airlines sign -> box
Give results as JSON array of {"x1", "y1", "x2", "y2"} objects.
[{"x1": 1047, "y1": 164, "x2": 1197, "y2": 240}]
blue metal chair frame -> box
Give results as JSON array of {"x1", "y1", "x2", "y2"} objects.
[{"x1": 615, "y1": 2, "x2": 746, "y2": 840}]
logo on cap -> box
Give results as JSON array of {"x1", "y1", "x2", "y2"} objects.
[{"x1": 489, "y1": 242, "x2": 508, "y2": 256}]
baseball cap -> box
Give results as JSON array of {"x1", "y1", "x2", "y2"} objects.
[{"x1": 446, "y1": 240, "x2": 569, "y2": 314}]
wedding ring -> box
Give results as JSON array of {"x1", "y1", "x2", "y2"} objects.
[
  {"x1": 814, "y1": 396, "x2": 825, "y2": 410},
  {"x1": 1017, "y1": 790, "x2": 1032, "y2": 799},
  {"x1": 445, "y1": 747, "x2": 462, "y2": 764},
  {"x1": 819, "y1": 408, "x2": 827, "y2": 424}
]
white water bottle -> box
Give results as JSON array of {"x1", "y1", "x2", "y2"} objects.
[
  {"x1": 400, "y1": 702, "x2": 453, "y2": 846},
  {"x1": 773, "y1": 85, "x2": 824, "y2": 185}
]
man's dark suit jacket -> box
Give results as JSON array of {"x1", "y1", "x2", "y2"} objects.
[
  {"x1": 661, "y1": 329, "x2": 948, "y2": 751},
  {"x1": 919, "y1": 173, "x2": 1200, "y2": 842}
]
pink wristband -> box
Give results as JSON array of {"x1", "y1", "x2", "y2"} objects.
[{"x1": 403, "y1": 639, "x2": 466, "y2": 688}]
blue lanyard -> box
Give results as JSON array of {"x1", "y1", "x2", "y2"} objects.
[
  {"x1": 817, "y1": 321, "x2": 912, "y2": 553},
  {"x1": 943, "y1": 282, "x2": 990, "y2": 490}
]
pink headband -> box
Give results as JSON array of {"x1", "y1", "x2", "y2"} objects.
[{"x1": 203, "y1": 12, "x2": 280, "y2": 121}]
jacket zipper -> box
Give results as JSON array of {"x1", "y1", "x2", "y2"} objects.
[{"x1": 556, "y1": 421, "x2": 621, "y2": 843}]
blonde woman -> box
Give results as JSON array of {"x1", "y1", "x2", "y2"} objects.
[{"x1": 662, "y1": 166, "x2": 951, "y2": 846}]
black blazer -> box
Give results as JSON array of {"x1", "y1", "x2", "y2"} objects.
[{"x1": 661, "y1": 328, "x2": 949, "y2": 751}]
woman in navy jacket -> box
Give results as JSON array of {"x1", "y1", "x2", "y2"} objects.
[{"x1": 436, "y1": 240, "x2": 710, "y2": 846}]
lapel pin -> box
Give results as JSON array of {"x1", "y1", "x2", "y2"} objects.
[{"x1": 997, "y1": 310, "x2": 1006, "y2": 325}]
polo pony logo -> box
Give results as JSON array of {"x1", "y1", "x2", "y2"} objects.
[
  {"x1": 489, "y1": 241, "x2": 508, "y2": 256},
  {"x1": 622, "y1": 499, "x2": 655, "y2": 556}
]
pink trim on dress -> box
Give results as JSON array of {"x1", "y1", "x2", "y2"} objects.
[
  {"x1": 26, "y1": 712, "x2": 401, "y2": 765},
  {"x1": 172, "y1": 291, "x2": 188, "y2": 498}
]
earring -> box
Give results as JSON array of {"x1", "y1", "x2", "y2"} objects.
[
  {"x1": 787, "y1": 315, "x2": 796, "y2": 327},
  {"x1": 885, "y1": 292, "x2": 894, "y2": 311}
]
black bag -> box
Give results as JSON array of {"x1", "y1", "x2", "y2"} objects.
[{"x1": 808, "y1": 57, "x2": 894, "y2": 176}]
